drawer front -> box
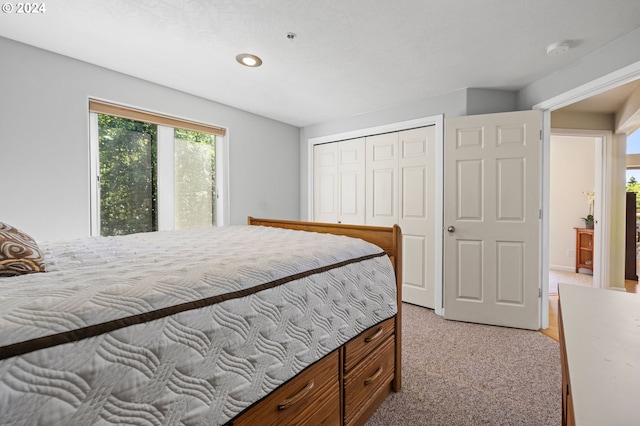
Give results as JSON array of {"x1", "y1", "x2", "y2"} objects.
[
  {"x1": 299, "y1": 381, "x2": 341, "y2": 426},
  {"x1": 344, "y1": 336, "x2": 395, "y2": 426},
  {"x1": 344, "y1": 317, "x2": 395, "y2": 372},
  {"x1": 234, "y1": 350, "x2": 339, "y2": 426}
]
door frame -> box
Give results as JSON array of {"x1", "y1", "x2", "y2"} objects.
[
  {"x1": 535, "y1": 60, "x2": 640, "y2": 328},
  {"x1": 549, "y1": 129, "x2": 611, "y2": 292},
  {"x1": 307, "y1": 114, "x2": 445, "y2": 315}
]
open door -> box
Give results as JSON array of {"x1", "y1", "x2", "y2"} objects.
[{"x1": 443, "y1": 110, "x2": 541, "y2": 330}]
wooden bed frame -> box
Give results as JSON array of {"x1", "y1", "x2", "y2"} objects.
[{"x1": 243, "y1": 217, "x2": 402, "y2": 426}]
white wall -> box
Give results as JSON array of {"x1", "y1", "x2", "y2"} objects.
[
  {"x1": 0, "y1": 37, "x2": 300, "y2": 240},
  {"x1": 610, "y1": 133, "x2": 628, "y2": 288},
  {"x1": 549, "y1": 136, "x2": 596, "y2": 271}
]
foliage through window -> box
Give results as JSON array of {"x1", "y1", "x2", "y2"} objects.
[
  {"x1": 626, "y1": 176, "x2": 640, "y2": 209},
  {"x1": 174, "y1": 129, "x2": 216, "y2": 229},
  {"x1": 93, "y1": 108, "x2": 219, "y2": 237},
  {"x1": 99, "y1": 115, "x2": 158, "y2": 236}
]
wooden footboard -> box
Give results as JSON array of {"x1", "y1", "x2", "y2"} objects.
[{"x1": 246, "y1": 217, "x2": 402, "y2": 425}]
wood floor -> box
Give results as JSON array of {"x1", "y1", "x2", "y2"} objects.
[{"x1": 540, "y1": 278, "x2": 640, "y2": 342}]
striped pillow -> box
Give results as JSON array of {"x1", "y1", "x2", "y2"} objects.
[{"x1": 0, "y1": 222, "x2": 46, "y2": 277}]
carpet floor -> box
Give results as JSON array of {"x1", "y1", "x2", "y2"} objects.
[
  {"x1": 548, "y1": 269, "x2": 593, "y2": 294},
  {"x1": 367, "y1": 304, "x2": 562, "y2": 425}
]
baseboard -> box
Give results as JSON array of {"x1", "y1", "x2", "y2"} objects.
[{"x1": 549, "y1": 265, "x2": 574, "y2": 272}]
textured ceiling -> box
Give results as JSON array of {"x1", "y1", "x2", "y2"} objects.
[{"x1": 1, "y1": 0, "x2": 639, "y2": 127}]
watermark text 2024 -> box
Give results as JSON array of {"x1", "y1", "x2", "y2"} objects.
[{"x1": 1, "y1": 3, "x2": 46, "y2": 14}]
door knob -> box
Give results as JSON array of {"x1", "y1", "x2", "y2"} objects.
[{"x1": 447, "y1": 226, "x2": 455, "y2": 233}]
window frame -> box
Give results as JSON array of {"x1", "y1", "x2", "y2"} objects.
[{"x1": 88, "y1": 100, "x2": 228, "y2": 236}]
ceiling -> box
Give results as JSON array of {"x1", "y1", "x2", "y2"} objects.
[
  {"x1": 1, "y1": 0, "x2": 639, "y2": 127},
  {"x1": 561, "y1": 79, "x2": 640, "y2": 114}
]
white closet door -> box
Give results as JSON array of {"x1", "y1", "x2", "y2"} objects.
[
  {"x1": 337, "y1": 138, "x2": 365, "y2": 224},
  {"x1": 313, "y1": 143, "x2": 338, "y2": 223},
  {"x1": 366, "y1": 133, "x2": 399, "y2": 227},
  {"x1": 399, "y1": 126, "x2": 436, "y2": 308}
]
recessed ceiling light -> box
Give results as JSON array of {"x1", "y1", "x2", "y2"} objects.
[{"x1": 236, "y1": 53, "x2": 263, "y2": 67}]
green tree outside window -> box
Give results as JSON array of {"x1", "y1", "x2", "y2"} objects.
[{"x1": 627, "y1": 176, "x2": 640, "y2": 209}]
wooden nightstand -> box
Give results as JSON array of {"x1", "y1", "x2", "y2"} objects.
[{"x1": 574, "y1": 228, "x2": 593, "y2": 273}]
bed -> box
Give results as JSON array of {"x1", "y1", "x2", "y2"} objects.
[{"x1": 0, "y1": 217, "x2": 402, "y2": 425}]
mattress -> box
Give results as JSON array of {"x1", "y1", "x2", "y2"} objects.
[{"x1": 0, "y1": 225, "x2": 397, "y2": 425}]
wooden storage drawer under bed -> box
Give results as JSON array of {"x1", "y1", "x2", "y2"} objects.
[
  {"x1": 233, "y1": 350, "x2": 340, "y2": 426},
  {"x1": 343, "y1": 335, "x2": 395, "y2": 426},
  {"x1": 343, "y1": 317, "x2": 395, "y2": 372},
  {"x1": 343, "y1": 317, "x2": 396, "y2": 426}
]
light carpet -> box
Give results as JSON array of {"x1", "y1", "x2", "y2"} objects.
[
  {"x1": 367, "y1": 304, "x2": 561, "y2": 426},
  {"x1": 548, "y1": 269, "x2": 593, "y2": 294}
]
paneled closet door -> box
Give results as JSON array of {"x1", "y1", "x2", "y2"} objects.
[
  {"x1": 337, "y1": 138, "x2": 365, "y2": 225},
  {"x1": 313, "y1": 143, "x2": 338, "y2": 223},
  {"x1": 398, "y1": 126, "x2": 436, "y2": 308},
  {"x1": 366, "y1": 133, "x2": 399, "y2": 227},
  {"x1": 314, "y1": 139, "x2": 365, "y2": 225}
]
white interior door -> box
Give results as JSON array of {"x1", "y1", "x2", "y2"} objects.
[
  {"x1": 444, "y1": 110, "x2": 541, "y2": 330},
  {"x1": 398, "y1": 126, "x2": 436, "y2": 308}
]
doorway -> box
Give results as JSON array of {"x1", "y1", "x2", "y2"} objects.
[{"x1": 548, "y1": 134, "x2": 597, "y2": 294}]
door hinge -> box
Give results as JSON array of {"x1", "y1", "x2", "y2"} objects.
[
  {"x1": 539, "y1": 130, "x2": 542, "y2": 140},
  {"x1": 539, "y1": 209, "x2": 542, "y2": 219},
  {"x1": 539, "y1": 288, "x2": 542, "y2": 298}
]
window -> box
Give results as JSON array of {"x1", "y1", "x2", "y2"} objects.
[
  {"x1": 89, "y1": 100, "x2": 225, "y2": 236},
  {"x1": 626, "y1": 128, "x2": 640, "y2": 209},
  {"x1": 173, "y1": 128, "x2": 217, "y2": 229}
]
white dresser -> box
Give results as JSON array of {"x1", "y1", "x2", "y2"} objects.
[{"x1": 558, "y1": 284, "x2": 639, "y2": 425}]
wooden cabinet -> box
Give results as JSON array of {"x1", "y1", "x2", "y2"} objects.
[
  {"x1": 557, "y1": 300, "x2": 574, "y2": 426},
  {"x1": 574, "y1": 228, "x2": 593, "y2": 273},
  {"x1": 233, "y1": 318, "x2": 396, "y2": 426}
]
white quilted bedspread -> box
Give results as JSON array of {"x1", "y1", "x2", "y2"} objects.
[{"x1": 0, "y1": 225, "x2": 397, "y2": 425}]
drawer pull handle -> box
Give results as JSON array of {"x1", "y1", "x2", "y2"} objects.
[
  {"x1": 364, "y1": 366, "x2": 383, "y2": 386},
  {"x1": 364, "y1": 327, "x2": 383, "y2": 343},
  {"x1": 277, "y1": 380, "x2": 315, "y2": 411}
]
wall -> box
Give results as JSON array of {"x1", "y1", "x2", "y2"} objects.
[
  {"x1": 616, "y1": 83, "x2": 640, "y2": 134},
  {"x1": 551, "y1": 111, "x2": 615, "y2": 131},
  {"x1": 549, "y1": 136, "x2": 596, "y2": 271},
  {"x1": 610, "y1": 133, "x2": 628, "y2": 288},
  {"x1": 0, "y1": 37, "x2": 300, "y2": 240}
]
